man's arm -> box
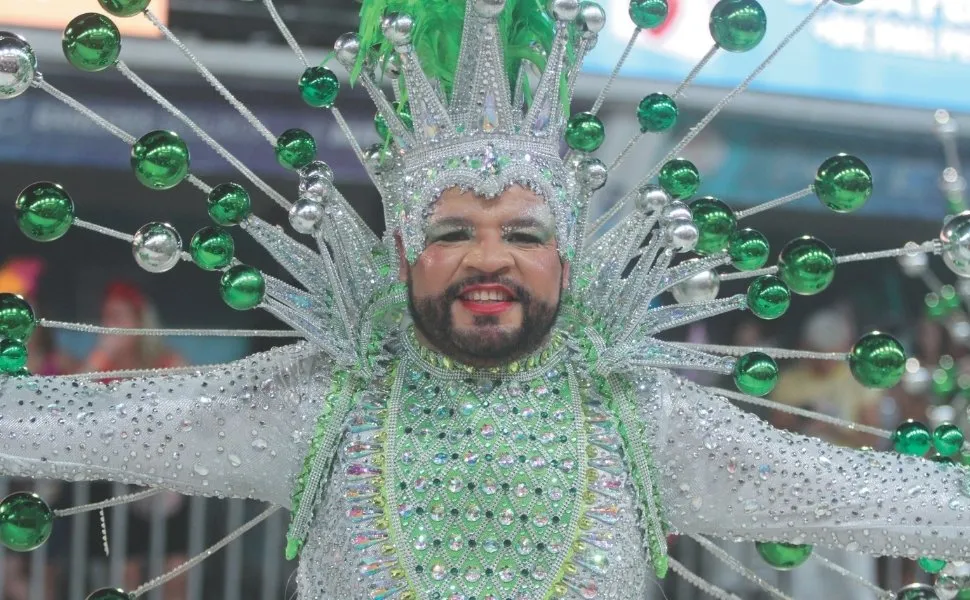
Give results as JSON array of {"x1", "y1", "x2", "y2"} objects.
[
  {"x1": 0, "y1": 342, "x2": 333, "y2": 509},
  {"x1": 637, "y1": 369, "x2": 970, "y2": 560}
]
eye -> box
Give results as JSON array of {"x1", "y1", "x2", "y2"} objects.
[
  {"x1": 505, "y1": 232, "x2": 543, "y2": 245},
  {"x1": 432, "y1": 230, "x2": 471, "y2": 243}
]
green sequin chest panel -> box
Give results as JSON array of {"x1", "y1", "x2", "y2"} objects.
[{"x1": 384, "y1": 357, "x2": 588, "y2": 599}]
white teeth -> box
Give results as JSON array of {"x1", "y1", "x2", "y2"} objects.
[{"x1": 464, "y1": 289, "x2": 511, "y2": 302}]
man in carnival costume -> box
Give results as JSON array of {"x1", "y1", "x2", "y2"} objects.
[{"x1": 1, "y1": 0, "x2": 970, "y2": 598}]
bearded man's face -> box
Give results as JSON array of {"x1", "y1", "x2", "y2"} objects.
[{"x1": 400, "y1": 185, "x2": 568, "y2": 367}]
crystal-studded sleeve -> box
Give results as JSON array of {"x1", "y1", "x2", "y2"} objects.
[
  {"x1": 636, "y1": 369, "x2": 970, "y2": 559},
  {"x1": 0, "y1": 343, "x2": 333, "y2": 509}
]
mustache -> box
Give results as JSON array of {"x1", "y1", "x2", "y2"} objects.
[{"x1": 443, "y1": 275, "x2": 530, "y2": 303}]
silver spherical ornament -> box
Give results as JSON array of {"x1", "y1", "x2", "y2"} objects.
[
  {"x1": 382, "y1": 14, "x2": 414, "y2": 46},
  {"x1": 299, "y1": 160, "x2": 334, "y2": 182},
  {"x1": 300, "y1": 176, "x2": 335, "y2": 202},
  {"x1": 942, "y1": 561, "x2": 970, "y2": 579},
  {"x1": 941, "y1": 168, "x2": 966, "y2": 195},
  {"x1": 934, "y1": 575, "x2": 960, "y2": 600},
  {"x1": 576, "y1": 158, "x2": 607, "y2": 190},
  {"x1": 897, "y1": 242, "x2": 929, "y2": 277},
  {"x1": 0, "y1": 32, "x2": 36, "y2": 100},
  {"x1": 894, "y1": 583, "x2": 939, "y2": 600},
  {"x1": 288, "y1": 198, "x2": 326, "y2": 235},
  {"x1": 549, "y1": 0, "x2": 580, "y2": 22},
  {"x1": 384, "y1": 54, "x2": 402, "y2": 79},
  {"x1": 941, "y1": 211, "x2": 970, "y2": 277},
  {"x1": 671, "y1": 267, "x2": 719, "y2": 303},
  {"x1": 474, "y1": 0, "x2": 507, "y2": 18},
  {"x1": 363, "y1": 143, "x2": 393, "y2": 174},
  {"x1": 901, "y1": 359, "x2": 930, "y2": 395},
  {"x1": 635, "y1": 184, "x2": 669, "y2": 214},
  {"x1": 949, "y1": 319, "x2": 970, "y2": 344},
  {"x1": 665, "y1": 218, "x2": 698, "y2": 252},
  {"x1": 578, "y1": 2, "x2": 606, "y2": 35},
  {"x1": 132, "y1": 222, "x2": 182, "y2": 273},
  {"x1": 334, "y1": 33, "x2": 361, "y2": 68},
  {"x1": 935, "y1": 109, "x2": 958, "y2": 138},
  {"x1": 661, "y1": 200, "x2": 691, "y2": 222}
]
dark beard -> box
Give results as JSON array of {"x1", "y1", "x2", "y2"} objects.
[{"x1": 407, "y1": 272, "x2": 561, "y2": 367}]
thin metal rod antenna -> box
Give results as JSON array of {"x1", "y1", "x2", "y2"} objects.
[
  {"x1": 591, "y1": 0, "x2": 833, "y2": 237},
  {"x1": 38, "y1": 319, "x2": 301, "y2": 338},
  {"x1": 332, "y1": 107, "x2": 390, "y2": 198},
  {"x1": 936, "y1": 110, "x2": 963, "y2": 172},
  {"x1": 812, "y1": 554, "x2": 895, "y2": 600},
  {"x1": 55, "y1": 489, "x2": 161, "y2": 517},
  {"x1": 667, "y1": 557, "x2": 743, "y2": 600},
  {"x1": 131, "y1": 505, "x2": 280, "y2": 597},
  {"x1": 589, "y1": 28, "x2": 640, "y2": 116},
  {"x1": 142, "y1": 10, "x2": 278, "y2": 146},
  {"x1": 73, "y1": 219, "x2": 194, "y2": 263},
  {"x1": 262, "y1": 0, "x2": 310, "y2": 69},
  {"x1": 670, "y1": 342, "x2": 847, "y2": 361},
  {"x1": 692, "y1": 535, "x2": 797, "y2": 600},
  {"x1": 116, "y1": 61, "x2": 292, "y2": 210},
  {"x1": 735, "y1": 187, "x2": 813, "y2": 219}
]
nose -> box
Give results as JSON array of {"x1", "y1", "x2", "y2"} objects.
[{"x1": 461, "y1": 232, "x2": 514, "y2": 275}]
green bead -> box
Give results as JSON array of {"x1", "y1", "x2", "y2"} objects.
[
  {"x1": 710, "y1": 0, "x2": 767, "y2": 52},
  {"x1": 729, "y1": 228, "x2": 769, "y2": 270},
  {"x1": 933, "y1": 423, "x2": 964, "y2": 457},
  {"x1": 918, "y1": 557, "x2": 947, "y2": 574},
  {"x1": 637, "y1": 93, "x2": 678, "y2": 133},
  {"x1": 0, "y1": 339, "x2": 27, "y2": 374},
  {"x1": 746, "y1": 275, "x2": 790, "y2": 320},
  {"x1": 97, "y1": 0, "x2": 151, "y2": 17},
  {"x1": 190, "y1": 227, "x2": 234, "y2": 271},
  {"x1": 924, "y1": 292, "x2": 947, "y2": 320},
  {"x1": 220, "y1": 265, "x2": 265, "y2": 311},
  {"x1": 85, "y1": 589, "x2": 130, "y2": 600},
  {"x1": 755, "y1": 541, "x2": 812, "y2": 570},
  {"x1": 15, "y1": 182, "x2": 75, "y2": 242},
  {"x1": 777, "y1": 236, "x2": 835, "y2": 296},
  {"x1": 276, "y1": 129, "x2": 317, "y2": 170},
  {"x1": 733, "y1": 352, "x2": 778, "y2": 396},
  {"x1": 814, "y1": 154, "x2": 872, "y2": 213},
  {"x1": 565, "y1": 112, "x2": 605, "y2": 152},
  {"x1": 628, "y1": 0, "x2": 668, "y2": 28},
  {"x1": 849, "y1": 332, "x2": 906, "y2": 389},
  {"x1": 62, "y1": 13, "x2": 121, "y2": 72},
  {"x1": 130, "y1": 130, "x2": 190, "y2": 190},
  {"x1": 892, "y1": 420, "x2": 931, "y2": 456},
  {"x1": 376, "y1": 103, "x2": 414, "y2": 139},
  {"x1": 299, "y1": 66, "x2": 340, "y2": 108},
  {"x1": 0, "y1": 492, "x2": 53, "y2": 552},
  {"x1": 207, "y1": 183, "x2": 251, "y2": 226},
  {"x1": 933, "y1": 367, "x2": 956, "y2": 397},
  {"x1": 940, "y1": 284, "x2": 961, "y2": 311},
  {"x1": 658, "y1": 158, "x2": 700, "y2": 199},
  {"x1": 689, "y1": 196, "x2": 736, "y2": 255},
  {"x1": 0, "y1": 294, "x2": 35, "y2": 342}
]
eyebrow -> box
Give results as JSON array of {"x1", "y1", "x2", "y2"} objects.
[{"x1": 426, "y1": 216, "x2": 552, "y2": 229}]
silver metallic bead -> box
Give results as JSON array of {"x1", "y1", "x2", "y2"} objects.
[
  {"x1": 382, "y1": 13, "x2": 414, "y2": 46},
  {"x1": 578, "y1": 2, "x2": 606, "y2": 35},
  {"x1": 941, "y1": 168, "x2": 967, "y2": 195},
  {"x1": 941, "y1": 211, "x2": 970, "y2": 276},
  {"x1": 132, "y1": 222, "x2": 182, "y2": 273},
  {"x1": 0, "y1": 32, "x2": 36, "y2": 100},
  {"x1": 894, "y1": 583, "x2": 939, "y2": 600},
  {"x1": 635, "y1": 185, "x2": 670, "y2": 214},
  {"x1": 935, "y1": 109, "x2": 959, "y2": 138},
  {"x1": 300, "y1": 176, "x2": 335, "y2": 202},
  {"x1": 934, "y1": 575, "x2": 960, "y2": 600},
  {"x1": 549, "y1": 0, "x2": 580, "y2": 22},
  {"x1": 665, "y1": 218, "x2": 698, "y2": 252},
  {"x1": 333, "y1": 33, "x2": 361, "y2": 68},
  {"x1": 474, "y1": 0, "x2": 507, "y2": 18},
  {"x1": 949, "y1": 319, "x2": 970, "y2": 344},
  {"x1": 942, "y1": 561, "x2": 970, "y2": 578},
  {"x1": 289, "y1": 198, "x2": 326, "y2": 235},
  {"x1": 901, "y1": 358, "x2": 930, "y2": 395},
  {"x1": 671, "y1": 266, "x2": 719, "y2": 303},
  {"x1": 661, "y1": 200, "x2": 691, "y2": 222},
  {"x1": 384, "y1": 54, "x2": 402, "y2": 79},
  {"x1": 576, "y1": 158, "x2": 607, "y2": 190},
  {"x1": 299, "y1": 160, "x2": 334, "y2": 182},
  {"x1": 364, "y1": 143, "x2": 393, "y2": 174},
  {"x1": 897, "y1": 242, "x2": 929, "y2": 277}
]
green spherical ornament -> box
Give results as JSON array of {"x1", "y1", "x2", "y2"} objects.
[
  {"x1": 940, "y1": 284, "x2": 961, "y2": 311},
  {"x1": 849, "y1": 332, "x2": 905, "y2": 389},
  {"x1": 933, "y1": 423, "x2": 964, "y2": 457},
  {"x1": 220, "y1": 265, "x2": 265, "y2": 311},
  {"x1": 0, "y1": 294, "x2": 35, "y2": 342},
  {"x1": 190, "y1": 227, "x2": 234, "y2": 271},
  {"x1": 207, "y1": 183, "x2": 251, "y2": 226},
  {"x1": 62, "y1": 13, "x2": 121, "y2": 72},
  {"x1": 689, "y1": 196, "x2": 736, "y2": 255},
  {"x1": 637, "y1": 93, "x2": 678, "y2": 133},
  {"x1": 275, "y1": 128, "x2": 317, "y2": 170},
  {"x1": 710, "y1": 0, "x2": 767, "y2": 53},
  {"x1": 733, "y1": 352, "x2": 778, "y2": 396},
  {"x1": 755, "y1": 541, "x2": 813, "y2": 570},
  {"x1": 130, "y1": 130, "x2": 190, "y2": 190},
  {"x1": 0, "y1": 339, "x2": 27, "y2": 374},
  {"x1": 814, "y1": 154, "x2": 872, "y2": 213},
  {"x1": 924, "y1": 292, "x2": 947, "y2": 320},
  {"x1": 933, "y1": 367, "x2": 956, "y2": 397},
  {"x1": 15, "y1": 182, "x2": 75, "y2": 242},
  {"x1": 659, "y1": 158, "x2": 700, "y2": 200},
  {"x1": 374, "y1": 104, "x2": 413, "y2": 139},
  {"x1": 0, "y1": 492, "x2": 53, "y2": 552},
  {"x1": 777, "y1": 236, "x2": 835, "y2": 296},
  {"x1": 565, "y1": 112, "x2": 606, "y2": 152},
  {"x1": 729, "y1": 228, "x2": 769, "y2": 271},
  {"x1": 628, "y1": 0, "x2": 668, "y2": 29},
  {"x1": 85, "y1": 588, "x2": 130, "y2": 600},
  {"x1": 746, "y1": 275, "x2": 790, "y2": 320},
  {"x1": 917, "y1": 557, "x2": 946, "y2": 574},
  {"x1": 299, "y1": 66, "x2": 340, "y2": 108},
  {"x1": 97, "y1": 0, "x2": 151, "y2": 17},
  {"x1": 892, "y1": 420, "x2": 931, "y2": 456}
]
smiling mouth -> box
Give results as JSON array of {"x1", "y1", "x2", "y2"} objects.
[{"x1": 457, "y1": 286, "x2": 517, "y2": 315}]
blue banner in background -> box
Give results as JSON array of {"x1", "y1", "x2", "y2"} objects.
[{"x1": 585, "y1": 0, "x2": 970, "y2": 113}]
